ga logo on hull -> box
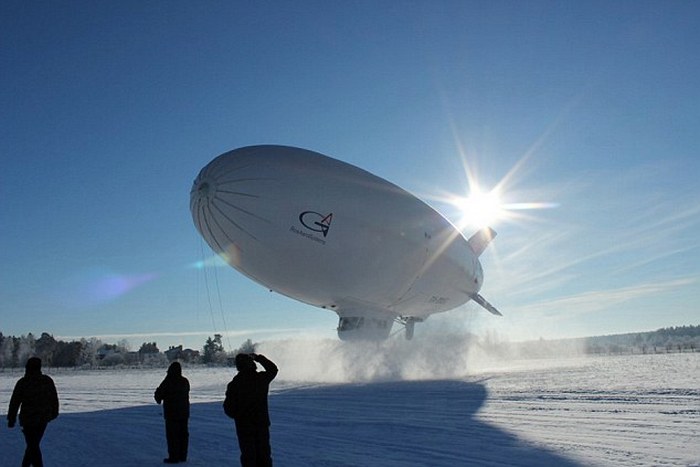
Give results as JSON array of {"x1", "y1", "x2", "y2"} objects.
[{"x1": 299, "y1": 211, "x2": 333, "y2": 237}]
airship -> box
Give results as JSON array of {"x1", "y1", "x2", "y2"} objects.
[{"x1": 190, "y1": 145, "x2": 501, "y2": 340}]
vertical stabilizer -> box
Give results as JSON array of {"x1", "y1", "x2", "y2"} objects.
[{"x1": 468, "y1": 227, "x2": 497, "y2": 257}]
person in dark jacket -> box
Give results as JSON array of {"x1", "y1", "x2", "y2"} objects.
[
  {"x1": 223, "y1": 353, "x2": 278, "y2": 467},
  {"x1": 7, "y1": 357, "x2": 59, "y2": 467},
  {"x1": 155, "y1": 361, "x2": 190, "y2": 464}
]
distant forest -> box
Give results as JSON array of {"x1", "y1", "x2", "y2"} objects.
[
  {"x1": 0, "y1": 326, "x2": 698, "y2": 369},
  {"x1": 580, "y1": 325, "x2": 699, "y2": 354},
  {"x1": 483, "y1": 325, "x2": 700, "y2": 359},
  {"x1": 0, "y1": 332, "x2": 255, "y2": 369}
]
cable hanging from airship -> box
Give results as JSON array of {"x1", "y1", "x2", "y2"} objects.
[{"x1": 197, "y1": 238, "x2": 234, "y2": 351}]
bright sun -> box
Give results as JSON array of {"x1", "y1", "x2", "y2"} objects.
[
  {"x1": 427, "y1": 140, "x2": 559, "y2": 232},
  {"x1": 453, "y1": 189, "x2": 504, "y2": 229}
]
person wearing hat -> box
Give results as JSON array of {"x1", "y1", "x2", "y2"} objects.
[
  {"x1": 223, "y1": 353, "x2": 278, "y2": 467},
  {"x1": 155, "y1": 361, "x2": 190, "y2": 464},
  {"x1": 7, "y1": 356, "x2": 59, "y2": 467}
]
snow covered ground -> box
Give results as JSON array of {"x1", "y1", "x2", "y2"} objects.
[{"x1": 1, "y1": 342, "x2": 698, "y2": 466}]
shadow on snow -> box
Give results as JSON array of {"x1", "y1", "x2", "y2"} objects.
[
  {"x1": 1, "y1": 380, "x2": 581, "y2": 466},
  {"x1": 271, "y1": 380, "x2": 581, "y2": 466}
]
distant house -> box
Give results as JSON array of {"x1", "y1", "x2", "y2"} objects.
[
  {"x1": 165, "y1": 345, "x2": 183, "y2": 361},
  {"x1": 165, "y1": 345, "x2": 200, "y2": 363},
  {"x1": 182, "y1": 348, "x2": 200, "y2": 362}
]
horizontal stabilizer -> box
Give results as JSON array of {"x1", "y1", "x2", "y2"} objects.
[
  {"x1": 469, "y1": 293, "x2": 502, "y2": 316},
  {"x1": 468, "y1": 227, "x2": 497, "y2": 257}
]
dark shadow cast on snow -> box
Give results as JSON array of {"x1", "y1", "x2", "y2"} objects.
[
  {"x1": 270, "y1": 380, "x2": 583, "y2": 467},
  {"x1": 1, "y1": 380, "x2": 582, "y2": 466},
  {"x1": 0, "y1": 402, "x2": 239, "y2": 466}
]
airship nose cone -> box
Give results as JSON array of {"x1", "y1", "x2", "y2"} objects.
[
  {"x1": 190, "y1": 150, "x2": 267, "y2": 255},
  {"x1": 192, "y1": 178, "x2": 214, "y2": 202},
  {"x1": 190, "y1": 167, "x2": 221, "y2": 240},
  {"x1": 197, "y1": 181, "x2": 210, "y2": 196},
  {"x1": 191, "y1": 167, "x2": 216, "y2": 200}
]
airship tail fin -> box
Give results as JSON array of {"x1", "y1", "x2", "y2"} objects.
[{"x1": 468, "y1": 227, "x2": 497, "y2": 257}]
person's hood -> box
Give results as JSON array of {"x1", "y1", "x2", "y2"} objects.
[
  {"x1": 25, "y1": 357, "x2": 42, "y2": 376},
  {"x1": 167, "y1": 361, "x2": 182, "y2": 377}
]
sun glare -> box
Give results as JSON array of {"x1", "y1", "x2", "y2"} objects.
[
  {"x1": 453, "y1": 189, "x2": 505, "y2": 229},
  {"x1": 418, "y1": 137, "x2": 559, "y2": 233}
]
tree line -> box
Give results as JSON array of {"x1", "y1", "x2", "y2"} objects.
[
  {"x1": 3, "y1": 325, "x2": 696, "y2": 368},
  {"x1": 583, "y1": 325, "x2": 699, "y2": 355},
  {"x1": 0, "y1": 331, "x2": 257, "y2": 369},
  {"x1": 509, "y1": 325, "x2": 700, "y2": 358}
]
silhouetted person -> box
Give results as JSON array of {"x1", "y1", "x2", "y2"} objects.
[
  {"x1": 7, "y1": 357, "x2": 59, "y2": 467},
  {"x1": 155, "y1": 361, "x2": 190, "y2": 464},
  {"x1": 224, "y1": 353, "x2": 278, "y2": 467}
]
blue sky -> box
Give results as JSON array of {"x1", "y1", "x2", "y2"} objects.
[{"x1": 2, "y1": 1, "x2": 699, "y2": 351}]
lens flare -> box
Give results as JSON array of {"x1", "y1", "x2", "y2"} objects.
[{"x1": 54, "y1": 268, "x2": 157, "y2": 308}]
